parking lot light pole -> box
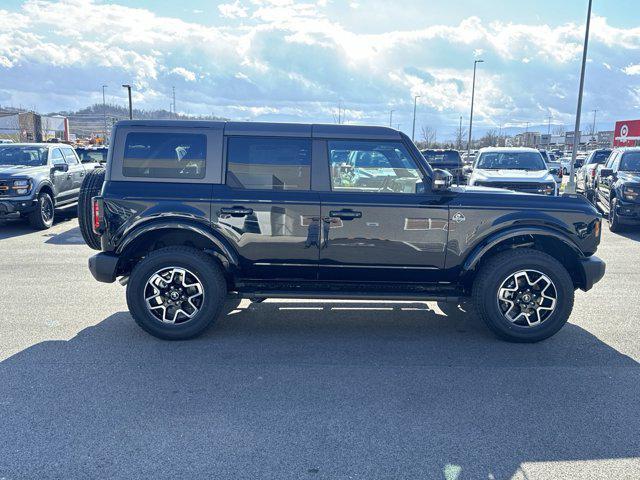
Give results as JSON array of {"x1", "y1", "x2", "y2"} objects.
[
  {"x1": 467, "y1": 59, "x2": 484, "y2": 161},
  {"x1": 389, "y1": 110, "x2": 394, "y2": 127},
  {"x1": 102, "y1": 85, "x2": 108, "y2": 145},
  {"x1": 566, "y1": 0, "x2": 593, "y2": 195},
  {"x1": 122, "y1": 84, "x2": 133, "y2": 120},
  {"x1": 411, "y1": 95, "x2": 420, "y2": 142}
]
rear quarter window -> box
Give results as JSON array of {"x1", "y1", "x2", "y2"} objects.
[{"x1": 122, "y1": 132, "x2": 206, "y2": 179}]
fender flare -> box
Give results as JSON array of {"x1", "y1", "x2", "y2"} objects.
[
  {"x1": 34, "y1": 179, "x2": 56, "y2": 200},
  {"x1": 116, "y1": 218, "x2": 240, "y2": 270},
  {"x1": 462, "y1": 226, "x2": 584, "y2": 272}
]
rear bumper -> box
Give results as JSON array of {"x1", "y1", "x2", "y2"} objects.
[
  {"x1": 577, "y1": 255, "x2": 606, "y2": 291},
  {"x1": 88, "y1": 252, "x2": 119, "y2": 283}
]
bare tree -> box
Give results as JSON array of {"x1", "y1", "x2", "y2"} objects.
[
  {"x1": 421, "y1": 126, "x2": 437, "y2": 148},
  {"x1": 479, "y1": 129, "x2": 499, "y2": 148},
  {"x1": 453, "y1": 124, "x2": 467, "y2": 150}
]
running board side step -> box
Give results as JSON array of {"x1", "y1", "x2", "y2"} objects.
[{"x1": 232, "y1": 291, "x2": 464, "y2": 303}]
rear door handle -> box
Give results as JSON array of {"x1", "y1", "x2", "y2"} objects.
[
  {"x1": 220, "y1": 206, "x2": 254, "y2": 217},
  {"x1": 329, "y1": 210, "x2": 362, "y2": 220}
]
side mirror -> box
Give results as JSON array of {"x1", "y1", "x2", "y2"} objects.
[
  {"x1": 52, "y1": 163, "x2": 69, "y2": 172},
  {"x1": 432, "y1": 168, "x2": 453, "y2": 192},
  {"x1": 462, "y1": 165, "x2": 473, "y2": 175},
  {"x1": 599, "y1": 168, "x2": 613, "y2": 177}
]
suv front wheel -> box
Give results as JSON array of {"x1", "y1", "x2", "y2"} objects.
[
  {"x1": 472, "y1": 249, "x2": 574, "y2": 343},
  {"x1": 126, "y1": 246, "x2": 227, "y2": 340}
]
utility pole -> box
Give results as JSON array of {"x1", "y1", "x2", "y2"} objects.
[
  {"x1": 338, "y1": 100, "x2": 342, "y2": 124},
  {"x1": 567, "y1": 0, "x2": 592, "y2": 195},
  {"x1": 389, "y1": 110, "x2": 394, "y2": 127},
  {"x1": 122, "y1": 84, "x2": 133, "y2": 120},
  {"x1": 102, "y1": 85, "x2": 108, "y2": 144},
  {"x1": 591, "y1": 109, "x2": 597, "y2": 135},
  {"x1": 466, "y1": 59, "x2": 484, "y2": 160},
  {"x1": 547, "y1": 115, "x2": 552, "y2": 135},
  {"x1": 172, "y1": 86, "x2": 176, "y2": 118},
  {"x1": 458, "y1": 115, "x2": 463, "y2": 150},
  {"x1": 411, "y1": 95, "x2": 420, "y2": 142}
]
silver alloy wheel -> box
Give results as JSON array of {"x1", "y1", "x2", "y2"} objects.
[
  {"x1": 497, "y1": 269, "x2": 557, "y2": 327},
  {"x1": 144, "y1": 267, "x2": 204, "y2": 324}
]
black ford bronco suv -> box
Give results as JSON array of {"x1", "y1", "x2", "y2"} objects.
[{"x1": 85, "y1": 120, "x2": 605, "y2": 342}]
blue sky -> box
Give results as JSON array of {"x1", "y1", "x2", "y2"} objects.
[{"x1": 0, "y1": 0, "x2": 639, "y2": 140}]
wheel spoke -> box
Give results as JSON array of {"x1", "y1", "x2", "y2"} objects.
[
  {"x1": 496, "y1": 269, "x2": 558, "y2": 327},
  {"x1": 143, "y1": 266, "x2": 205, "y2": 325}
]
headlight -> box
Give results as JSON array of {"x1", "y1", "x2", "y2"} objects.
[
  {"x1": 11, "y1": 179, "x2": 31, "y2": 195},
  {"x1": 623, "y1": 186, "x2": 639, "y2": 202},
  {"x1": 537, "y1": 183, "x2": 556, "y2": 195}
]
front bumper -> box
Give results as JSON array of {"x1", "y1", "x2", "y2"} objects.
[
  {"x1": 615, "y1": 199, "x2": 640, "y2": 225},
  {"x1": 88, "y1": 252, "x2": 119, "y2": 283},
  {"x1": 0, "y1": 198, "x2": 37, "y2": 217},
  {"x1": 577, "y1": 255, "x2": 606, "y2": 291}
]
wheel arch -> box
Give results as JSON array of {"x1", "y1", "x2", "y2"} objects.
[
  {"x1": 116, "y1": 220, "x2": 239, "y2": 278},
  {"x1": 462, "y1": 227, "x2": 585, "y2": 289},
  {"x1": 35, "y1": 181, "x2": 55, "y2": 204}
]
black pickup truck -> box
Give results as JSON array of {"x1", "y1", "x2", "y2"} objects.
[
  {"x1": 0, "y1": 143, "x2": 101, "y2": 229},
  {"x1": 85, "y1": 120, "x2": 605, "y2": 343},
  {"x1": 595, "y1": 147, "x2": 640, "y2": 232}
]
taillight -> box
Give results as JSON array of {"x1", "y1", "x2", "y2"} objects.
[
  {"x1": 590, "y1": 168, "x2": 596, "y2": 179},
  {"x1": 92, "y1": 197, "x2": 104, "y2": 235}
]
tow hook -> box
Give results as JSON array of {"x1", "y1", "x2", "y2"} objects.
[{"x1": 118, "y1": 276, "x2": 129, "y2": 286}]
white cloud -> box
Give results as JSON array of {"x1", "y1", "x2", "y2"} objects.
[
  {"x1": 170, "y1": 67, "x2": 197, "y2": 82},
  {"x1": 623, "y1": 64, "x2": 640, "y2": 76},
  {"x1": 218, "y1": 1, "x2": 248, "y2": 19}
]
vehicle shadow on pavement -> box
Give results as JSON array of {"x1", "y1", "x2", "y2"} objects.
[
  {"x1": 0, "y1": 214, "x2": 76, "y2": 241},
  {"x1": 43, "y1": 225, "x2": 86, "y2": 245},
  {"x1": 0, "y1": 302, "x2": 638, "y2": 479},
  {"x1": 615, "y1": 229, "x2": 640, "y2": 242}
]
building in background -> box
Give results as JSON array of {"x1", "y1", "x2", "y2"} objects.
[{"x1": 0, "y1": 111, "x2": 68, "y2": 142}]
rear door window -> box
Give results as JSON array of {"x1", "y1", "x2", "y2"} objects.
[
  {"x1": 122, "y1": 132, "x2": 206, "y2": 179},
  {"x1": 226, "y1": 136, "x2": 311, "y2": 190},
  {"x1": 61, "y1": 147, "x2": 79, "y2": 165}
]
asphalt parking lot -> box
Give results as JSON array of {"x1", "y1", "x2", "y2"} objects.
[{"x1": 0, "y1": 214, "x2": 639, "y2": 479}]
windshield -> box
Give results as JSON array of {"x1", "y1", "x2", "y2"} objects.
[
  {"x1": 422, "y1": 150, "x2": 461, "y2": 166},
  {"x1": 476, "y1": 151, "x2": 546, "y2": 171},
  {"x1": 0, "y1": 146, "x2": 48, "y2": 166},
  {"x1": 591, "y1": 150, "x2": 611, "y2": 165},
  {"x1": 620, "y1": 153, "x2": 640, "y2": 172}
]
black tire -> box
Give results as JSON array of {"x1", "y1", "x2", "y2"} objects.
[
  {"x1": 585, "y1": 188, "x2": 595, "y2": 205},
  {"x1": 472, "y1": 249, "x2": 574, "y2": 343},
  {"x1": 78, "y1": 167, "x2": 105, "y2": 250},
  {"x1": 28, "y1": 191, "x2": 55, "y2": 229},
  {"x1": 126, "y1": 246, "x2": 227, "y2": 340},
  {"x1": 608, "y1": 197, "x2": 623, "y2": 232}
]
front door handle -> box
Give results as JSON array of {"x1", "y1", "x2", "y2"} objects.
[
  {"x1": 220, "y1": 206, "x2": 254, "y2": 217},
  {"x1": 328, "y1": 210, "x2": 362, "y2": 220}
]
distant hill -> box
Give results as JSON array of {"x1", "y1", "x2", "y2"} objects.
[{"x1": 49, "y1": 104, "x2": 228, "y2": 138}]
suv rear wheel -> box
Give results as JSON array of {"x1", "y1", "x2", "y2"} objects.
[
  {"x1": 472, "y1": 248, "x2": 574, "y2": 343},
  {"x1": 126, "y1": 246, "x2": 227, "y2": 340}
]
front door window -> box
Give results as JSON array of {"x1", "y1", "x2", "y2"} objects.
[{"x1": 328, "y1": 140, "x2": 423, "y2": 194}]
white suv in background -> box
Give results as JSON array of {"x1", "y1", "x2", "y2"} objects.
[{"x1": 467, "y1": 147, "x2": 558, "y2": 195}]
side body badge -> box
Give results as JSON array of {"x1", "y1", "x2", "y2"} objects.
[{"x1": 452, "y1": 212, "x2": 466, "y2": 223}]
